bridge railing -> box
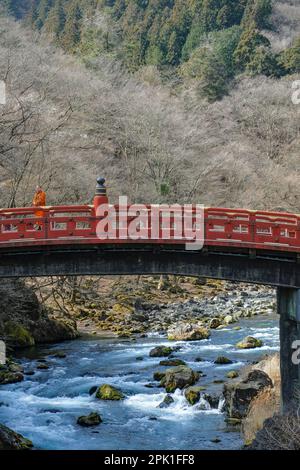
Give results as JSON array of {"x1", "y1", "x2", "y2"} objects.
[{"x1": 0, "y1": 205, "x2": 299, "y2": 253}]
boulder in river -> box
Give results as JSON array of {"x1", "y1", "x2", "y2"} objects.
[
  {"x1": 96, "y1": 384, "x2": 125, "y2": 400},
  {"x1": 0, "y1": 360, "x2": 24, "y2": 385},
  {"x1": 227, "y1": 370, "x2": 239, "y2": 379},
  {"x1": 214, "y1": 356, "x2": 233, "y2": 365},
  {"x1": 209, "y1": 318, "x2": 222, "y2": 329},
  {"x1": 149, "y1": 346, "x2": 174, "y2": 357},
  {"x1": 159, "y1": 359, "x2": 186, "y2": 367},
  {"x1": 161, "y1": 366, "x2": 200, "y2": 393},
  {"x1": 236, "y1": 336, "x2": 263, "y2": 349},
  {"x1": 224, "y1": 315, "x2": 235, "y2": 325},
  {"x1": 223, "y1": 369, "x2": 273, "y2": 419},
  {"x1": 0, "y1": 423, "x2": 33, "y2": 450},
  {"x1": 167, "y1": 322, "x2": 210, "y2": 341},
  {"x1": 153, "y1": 371, "x2": 166, "y2": 382},
  {"x1": 158, "y1": 394, "x2": 174, "y2": 408},
  {"x1": 77, "y1": 412, "x2": 102, "y2": 427},
  {"x1": 185, "y1": 386, "x2": 206, "y2": 405}
]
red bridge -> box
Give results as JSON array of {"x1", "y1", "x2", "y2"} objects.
[
  {"x1": 0, "y1": 204, "x2": 299, "y2": 254},
  {"x1": 0, "y1": 196, "x2": 300, "y2": 413}
]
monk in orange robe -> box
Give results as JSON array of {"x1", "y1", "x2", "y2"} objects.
[{"x1": 33, "y1": 186, "x2": 46, "y2": 228}]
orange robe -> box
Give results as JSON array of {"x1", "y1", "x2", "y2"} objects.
[{"x1": 33, "y1": 191, "x2": 46, "y2": 218}]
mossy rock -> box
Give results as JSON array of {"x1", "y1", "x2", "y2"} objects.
[
  {"x1": 209, "y1": 318, "x2": 222, "y2": 329},
  {"x1": 149, "y1": 346, "x2": 174, "y2": 358},
  {"x1": 162, "y1": 366, "x2": 200, "y2": 393},
  {"x1": 185, "y1": 386, "x2": 206, "y2": 405},
  {"x1": 112, "y1": 303, "x2": 134, "y2": 315},
  {"x1": 77, "y1": 412, "x2": 102, "y2": 427},
  {"x1": 96, "y1": 384, "x2": 125, "y2": 401},
  {"x1": 227, "y1": 370, "x2": 239, "y2": 379},
  {"x1": 236, "y1": 336, "x2": 263, "y2": 349},
  {"x1": 0, "y1": 424, "x2": 33, "y2": 450},
  {"x1": 37, "y1": 363, "x2": 49, "y2": 370},
  {"x1": 158, "y1": 394, "x2": 174, "y2": 409},
  {"x1": 159, "y1": 359, "x2": 186, "y2": 367},
  {"x1": 4, "y1": 322, "x2": 35, "y2": 348},
  {"x1": 153, "y1": 371, "x2": 166, "y2": 381},
  {"x1": 0, "y1": 370, "x2": 24, "y2": 385},
  {"x1": 214, "y1": 356, "x2": 233, "y2": 365}
]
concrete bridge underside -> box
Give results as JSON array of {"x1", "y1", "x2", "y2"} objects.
[{"x1": 0, "y1": 243, "x2": 300, "y2": 413}]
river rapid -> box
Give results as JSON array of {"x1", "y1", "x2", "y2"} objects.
[{"x1": 0, "y1": 315, "x2": 279, "y2": 450}]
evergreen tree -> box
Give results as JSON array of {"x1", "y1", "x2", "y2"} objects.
[
  {"x1": 242, "y1": 0, "x2": 272, "y2": 29},
  {"x1": 233, "y1": 25, "x2": 270, "y2": 70},
  {"x1": 61, "y1": 2, "x2": 83, "y2": 51},
  {"x1": 279, "y1": 37, "x2": 300, "y2": 74},
  {"x1": 43, "y1": 0, "x2": 66, "y2": 39},
  {"x1": 35, "y1": 0, "x2": 54, "y2": 30},
  {"x1": 246, "y1": 45, "x2": 282, "y2": 77}
]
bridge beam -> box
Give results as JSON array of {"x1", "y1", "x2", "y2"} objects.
[{"x1": 278, "y1": 287, "x2": 300, "y2": 413}]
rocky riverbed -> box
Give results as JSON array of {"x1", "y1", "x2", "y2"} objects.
[
  {"x1": 0, "y1": 279, "x2": 279, "y2": 449},
  {"x1": 77, "y1": 280, "x2": 276, "y2": 338}
]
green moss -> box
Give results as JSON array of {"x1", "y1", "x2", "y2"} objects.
[
  {"x1": 185, "y1": 386, "x2": 206, "y2": 405},
  {"x1": 4, "y1": 322, "x2": 35, "y2": 348},
  {"x1": 96, "y1": 384, "x2": 125, "y2": 401},
  {"x1": 227, "y1": 370, "x2": 239, "y2": 379},
  {"x1": 236, "y1": 336, "x2": 263, "y2": 349}
]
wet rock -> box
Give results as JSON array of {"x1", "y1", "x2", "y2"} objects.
[
  {"x1": 159, "y1": 359, "x2": 186, "y2": 367},
  {"x1": 77, "y1": 412, "x2": 102, "y2": 427},
  {"x1": 167, "y1": 323, "x2": 210, "y2": 341},
  {"x1": 89, "y1": 386, "x2": 98, "y2": 396},
  {"x1": 145, "y1": 383, "x2": 157, "y2": 388},
  {"x1": 214, "y1": 356, "x2": 233, "y2": 365},
  {"x1": 136, "y1": 357, "x2": 144, "y2": 361},
  {"x1": 195, "y1": 357, "x2": 204, "y2": 362},
  {"x1": 223, "y1": 370, "x2": 273, "y2": 419},
  {"x1": 153, "y1": 371, "x2": 166, "y2": 382},
  {"x1": 37, "y1": 363, "x2": 49, "y2": 370},
  {"x1": 203, "y1": 393, "x2": 220, "y2": 409},
  {"x1": 236, "y1": 336, "x2": 263, "y2": 349},
  {"x1": 0, "y1": 361, "x2": 24, "y2": 384},
  {"x1": 185, "y1": 386, "x2": 206, "y2": 405},
  {"x1": 209, "y1": 318, "x2": 222, "y2": 329},
  {"x1": 0, "y1": 423, "x2": 33, "y2": 450},
  {"x1": 161, "y1": 366, "x2": 200, "y2": 393},
  {"x1": 52, "y1": 351, "x2": 67, "y2": 359},
  {"x1": 227, "y1": 371, "x2": 239, "y2": 379},
  {"x1": 224, "y1": 315, "x2": 235, "y2": 325},
  {"x1": 149, "y1": 346, "x2": 174, "y2": 357},
  {"x1": 96, "y1": 384, "x2": 125, "y2": 400},
  {"x1": 158, "y1": 394, "x2": 174, "y2": 408},
  {"x1": 0, "y1": 370, "x2": 23, "y2": 385},
  {"x1": 211, "y1": 438, "x2": 221, "y2": 444}
]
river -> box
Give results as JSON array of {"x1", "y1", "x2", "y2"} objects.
[{"x1": 0, "y1": 315, "x2": 279, "y2": 450}]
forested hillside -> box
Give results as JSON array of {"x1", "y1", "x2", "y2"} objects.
[
  {"x1": 0, "y1": 1, "x2": 299, "y2": 212},
  {"x1": 2, "y1": 0, "x2": 300, "y2": 101}
]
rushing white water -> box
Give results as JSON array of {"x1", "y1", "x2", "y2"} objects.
[{"x1": 0, "y1": 316, "x2": 279, "y2": 450}]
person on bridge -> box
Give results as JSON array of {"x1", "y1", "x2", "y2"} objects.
[{"x1": 33, "y1": 186, "x2": 46, "y2": 230}]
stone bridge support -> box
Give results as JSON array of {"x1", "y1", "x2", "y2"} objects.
[{"x1": 278, "y1": 287, "x2": 300, "y2": 413}]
